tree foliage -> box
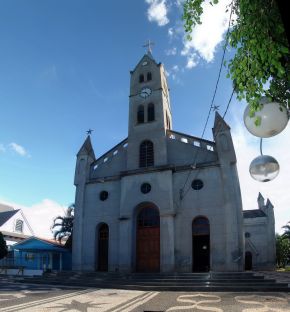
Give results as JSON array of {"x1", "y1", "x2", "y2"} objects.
[
  {"x1": 282, "y1": 222, "x2": 290, "y2": 240},
  {"x1": 276, "y1": 233, "x2": 290, "y2": 268},
  {"x1": 0, "y1": 231, "x2": 8, "y2": 260},
  {"x1": 183, "y1": 0, "x2": 289, "y2": 115},
  {"x1": 51, "y1": 204, "x2": 74, "y2": 249}
]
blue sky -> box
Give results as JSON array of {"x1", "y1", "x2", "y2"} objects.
[{"x1": 0, "y1": 0, "x2": 289, "y2": 236}]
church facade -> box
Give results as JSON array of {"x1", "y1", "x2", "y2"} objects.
[{"x1": 72, "y1": 52, "x2": 275, "y2": 273}]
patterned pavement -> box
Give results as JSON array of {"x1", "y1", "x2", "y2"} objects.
[{"x1": 0, "y1": 279, "x2": 290, "y2": 311}]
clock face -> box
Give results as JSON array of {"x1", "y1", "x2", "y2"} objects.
[
  {"x1": 140, "y1": 87, "x2": 152, "y2": 98},
  {"x1": 142, "y1": 61, "x2": 148, "y2": 66}
]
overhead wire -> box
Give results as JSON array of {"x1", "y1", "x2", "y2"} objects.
[{"x1": 179, "y1": 1, "x2": 235, "y2": 201}]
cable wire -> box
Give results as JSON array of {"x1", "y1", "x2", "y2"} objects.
[{"x1": 179, "y1": 1, "x2": 234, "y2": 199}]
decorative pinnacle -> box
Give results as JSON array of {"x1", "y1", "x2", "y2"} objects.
[
  {"x1": 86, "y1": 129, "x2": 93, "y2": 136},
  {"x1": 143, "y1": 39, "x2": 155, "y2": 54}
]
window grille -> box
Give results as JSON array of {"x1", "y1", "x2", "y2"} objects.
[{"x1": 139, "y1": 140, "x2": 154, "y2": 168}]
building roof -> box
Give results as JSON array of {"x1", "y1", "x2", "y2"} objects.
[
  {"x1": 1, "y1": 230, "x2": 30, "y2": 240},
  {"x1": 0, "y1": 209, "x2": 19, "y2": 226},
  {"x1": 0, "y1": 203, "x2": 14, "y2": 212},
  {"x1": 12, "y1": 236, "x2": 69, "y2": 252},
  {"x1": 77, "y1": 135, "x2": 95, "y2": 159},
  {"x1": 213, "y1": 112, "x2": 231, "y2": 134},
  {"x1": 243, "y1": 209, "x2": 266, "y2": 218}
]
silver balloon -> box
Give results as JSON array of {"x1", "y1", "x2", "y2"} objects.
[{"x1": 249, "y1": 155, "x2": 280, "y2": 182}]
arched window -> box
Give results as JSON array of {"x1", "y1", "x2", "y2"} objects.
[
  {"x1": 15, "y1": 219, "x2": 24, "y2": 233},
  {"x1": 139, "y1": 140, "x2": 154, "y2": 168},
  {"x1": 147, "y1": 72, "x2": 152, "y2": 81},
  {"x1": 139, "y1": 74, "x2": 144, "y2": 83},
  {"x1": 148, "y1": 103, "x2": 155, "y2": 122},
  {"x1": 137, "y1": 105, "x2": 144, "y2": 123}
]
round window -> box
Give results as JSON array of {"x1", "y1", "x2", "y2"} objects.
[
  {"x1": 191, "y1": 179, "x2": 204, "y2": 190},
  {"x1": 100, "y1": 191, "x2": 108, "y2": 201},
  {"x1": 245, "y1": 232, "x2": 251, "y2": 238},
  {"x1": 141, "y1": 183, "x2": 151, "y2": 194}
]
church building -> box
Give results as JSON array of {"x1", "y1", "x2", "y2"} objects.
[{"x1": 72, "y1": 51, "x2": 275, "y2": 273}]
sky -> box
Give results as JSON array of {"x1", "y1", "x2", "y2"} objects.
[{"x1": 0, "y1": 0, "x2": 289, "y2": 237}]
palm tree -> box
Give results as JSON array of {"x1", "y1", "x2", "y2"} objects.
[
  {"x1": 282, "y1": 222, "x2": 290, "y2": 240},
  {"x1": 51, "y1": 204, "x2": 74, "y2": 249}
]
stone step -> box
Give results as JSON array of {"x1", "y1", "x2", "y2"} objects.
[
  {"x1": 18, "y1": 278, "x2": 290, "y2": 292},
  {"x1": 32, "y1": 277, "x2": 271, "y2": 284},
  {"x1": 19, "y1": 272, "x2": 290, "y2": 292},
  {"x1": 25, "y1": 279, "x2": 287, "y2": 286}
]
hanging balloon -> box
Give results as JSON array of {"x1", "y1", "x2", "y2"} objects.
[
  {"x1": 244, "y1": 97, "x2": 288, "y2": 138},
  {"x1": 249, "y1": 155, "x2": 280, "y2": 182}
]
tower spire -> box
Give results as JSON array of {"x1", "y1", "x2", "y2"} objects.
[{"x1": 143, "y1": 39, "x2": 155, "y2": 54}]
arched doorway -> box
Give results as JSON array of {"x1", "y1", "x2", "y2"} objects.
[
  {"x1": 192, "y1": 216, "x2": 210, "y2": 272},
  {"x1": 97, "y1": 223, "x2": 109, "y2": 271},
  {"x1": 136, "y1": 205, "x2": 160, "y2": 272},
  {"x1": 245, "y1": 251, "x2": 252, "y2": 270}
]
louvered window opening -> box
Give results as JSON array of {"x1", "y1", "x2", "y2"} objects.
[
  {"x1": 15, "y1": 219, "x2": 24, "y2": 233},
  {"x1": 148, "y1": 103, "x2": 155, "y2": 122},
  {"x1": 139, "y1": 141, "x2": 154, "y2": 168},
  {"x1": 137, "y1": 105, "x2": 144, "y2": 123}
]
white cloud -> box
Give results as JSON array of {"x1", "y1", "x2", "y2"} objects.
[
  {"x1": 9, "y1": 142, "x2": 29, "y2": 157},
  {"x1": 172, "y1": 64, "x2": 179, "y2": 71},
  {"x1": 0, "y1": 198, "x2": 66, "y2": 238},
  {"x1": 145, "y1": 0, "x2": 169, "y2": 26},
  {"x1": 181, "y1": 0, "x2": 232, "y2": 63},
  {"x1": 165, "y1": 47, "x2": 177, "y2": 55},
  {"x1": 168, "y1": 27, "x2": 174, "y2": 38},
  {"x1": 186, "y1": 53, "x2": 199, "y2": 69},
  {"x1": 230, "y1": 106, "x2": 290, "y2": 234},
  {"x1": 0, "y1": 144, "x2": 5, "y2": 153}
]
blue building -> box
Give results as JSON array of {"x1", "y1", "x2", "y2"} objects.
[{"x1": 0, "y1": 237, "x2": 71, "y2": 275}]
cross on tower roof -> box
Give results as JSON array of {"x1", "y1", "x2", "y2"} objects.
[
  {"x1": 86, "y1": 129, "x2": 93, "y2": 136},
  {"x1": 143, "y1": 39, "x2": 155, "y2": 54}
]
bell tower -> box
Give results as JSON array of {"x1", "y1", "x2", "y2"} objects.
[{"x1": 127, "y1": 49, "x2": 172, "y2": 170}]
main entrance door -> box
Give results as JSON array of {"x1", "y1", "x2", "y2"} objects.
[
  {"x1": 98, "y1": 223, "x2": 109, "y2": 271},
  {"x1": 136, "y1": 206, "x2": 160, "y2": 272},
  {"x1": 192, "y1": 216, "x2": 210, "y2": 272}
]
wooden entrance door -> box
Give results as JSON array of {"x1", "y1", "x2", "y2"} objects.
[
  {"x1": 98, "y1": 223, "x2": 109, "y2": 271},
  {"x1": 192, "y1": 217, "x2": 210, "y2": 272},
  {"x1": 136, "y1": 206, "x2": 160, "y2": 272}
]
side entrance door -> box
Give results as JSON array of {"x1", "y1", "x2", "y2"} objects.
[{"x1": 192, "y1": 216, "x2": 210, "y2": 272}]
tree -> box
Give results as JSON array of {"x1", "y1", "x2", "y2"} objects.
[
  {"x1": 282, "y1": 221, "x2": 290, "y2": 240},
  {"x1": 51, "y1": 204, "x2": 74, "y2": 249},
  {"x1": 0, "y1": 231, "x2": 8, "y2": 260},
  {"x1": 276, "y1": 234, "x2": 290, "y2": 268},
  {"x1": 183, "y1": 0, "x2": 289, "y2": 119}
]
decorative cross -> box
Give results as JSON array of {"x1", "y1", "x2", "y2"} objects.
[
  {"x1": 86, "y1": 129, "x2": 93, "y2": 135},
  {"x1": 143, "y1": 39, "x2": 155, "y2": 53},
  {"x1": 212, "y1": 105, "x2": 220, "y2": 112}
]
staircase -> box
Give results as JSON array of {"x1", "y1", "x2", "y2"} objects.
[{"x1": 18, "y1": 271, "x2": 290, "y2": 291}]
